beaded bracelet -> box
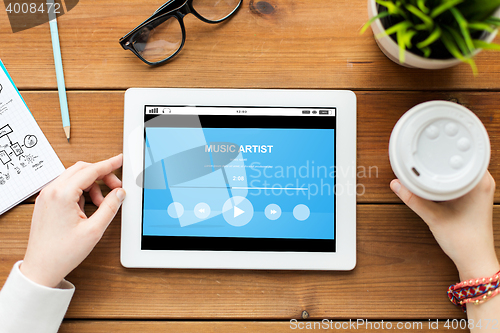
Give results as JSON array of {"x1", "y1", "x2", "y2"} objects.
[
  {"x1": 461, "y1": 288, "x2": 500, "y2": 306},
  {"x1": 447, "y1": 270, "x2": 500, "y2": 312}
]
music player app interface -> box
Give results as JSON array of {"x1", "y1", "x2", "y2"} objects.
[{"x1": 141, "y1": 107, "x2": 336, "y2": 252}]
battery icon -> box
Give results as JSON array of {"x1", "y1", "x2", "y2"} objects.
[
  {"x1": 302, "y1": 110, "x2": 311, "y2": 114},
  {"x1": 319, "y1": 110, "x2": 329, "y2": 115}
]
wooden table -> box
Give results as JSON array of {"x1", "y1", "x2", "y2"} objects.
[{"x1": 1, "y1": 0, "x2": 499, "y2": 331}]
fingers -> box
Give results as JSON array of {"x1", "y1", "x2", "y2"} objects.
[
  {"x1": 70, "y1": 154, "x2": 123, "y2": 192},
  {"x1": 488, "y1": 171, "x2": 496, "y2": 190},
  {"x1": 487, "y1": 171, "x2": 496, "y2": 197},
  {"x1": 60, "y1": 155, "x2": 123, "y2": 208},
  {"x1": 53, "y1": 154, "x2": 122, "y2": 189},
  {"x1": 86, "y1": 173, "x2": 122, "y2": 207},
  {"x1": 450, "y1": 171, "x2": 495, "y2": 208},
  {"x1": 476, "y1": 171, "x2": 495, "y2": 197},
  {"x1": 78, "y1": 195, "x2": 85, "y2": 212},
  {"x1": 390, "y1": 179, "x2": 438, "y2": 223},
  {"x1": 88, "y1": 182, "x2": 104, "y2": 206},
  {"x1": 88, "y1": 188, "x2": 126, "y2": 231},
  {"x1": 51, "y1": 161, "x2": 90, "y2": 186},
  {"x1": 102, "y1": 172, "x2": 122, "y2": 190}
]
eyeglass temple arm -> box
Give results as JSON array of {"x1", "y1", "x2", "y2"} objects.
[{"x1": 153, "y1": 0, "x2": 176, "y2": 14}]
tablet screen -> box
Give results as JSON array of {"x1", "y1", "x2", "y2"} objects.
[{"x1": 141, "y1": 106, "x2": 336, "y2": 252}]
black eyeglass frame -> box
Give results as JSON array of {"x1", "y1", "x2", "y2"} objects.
[{"x1": 119, "y1": 0, "x2": 242, "y2": 65}]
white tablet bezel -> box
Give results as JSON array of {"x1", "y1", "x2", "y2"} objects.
[{"x1": 121, "y1": 88, "x2": 356, "y2": 270}]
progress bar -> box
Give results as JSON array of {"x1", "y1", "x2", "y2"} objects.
[
  {"x1": 232, "y1": 187, "x2": 308, "y2": 191},
  {"x1": 169, "y1": 186, "x2": 309, "y2": 191}
]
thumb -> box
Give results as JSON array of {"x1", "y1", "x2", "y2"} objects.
[
  {"x1": 89, "y1": 188, "x2": 126, "y2": 230},
  {"x1": 390, "y1": 179, "x2": 437, "y2": 223}
]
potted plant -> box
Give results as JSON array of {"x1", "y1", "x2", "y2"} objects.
[{"x1": 362, "y1": 0, "x2": 500, "y2": 73}]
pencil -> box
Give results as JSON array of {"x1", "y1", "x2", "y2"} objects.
[{"x1": 47, "y1": 0, "x2": 70, "y2": 142}]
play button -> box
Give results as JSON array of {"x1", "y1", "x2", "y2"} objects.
[
  {"x1": 222, "y1": 196, "x2": 254, "y2": 227},
  {"x1": 234, "y1": 206, "x2": 244, "y2": 218}
]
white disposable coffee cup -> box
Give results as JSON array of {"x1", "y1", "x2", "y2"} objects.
[{"x1": 389, "y1": 101, "x2": 490, "y2": 201}]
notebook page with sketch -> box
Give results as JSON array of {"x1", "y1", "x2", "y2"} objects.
[{"x1": 0, "y1": 60, "x2": 65, "y2": 214}]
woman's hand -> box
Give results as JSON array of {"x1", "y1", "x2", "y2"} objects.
[
  {"x1": 390, "y1": 171, "x2": 499, "y2": 281},
  {"x1": 20, "y1": 155, "x2": 126, "y2": 288}
]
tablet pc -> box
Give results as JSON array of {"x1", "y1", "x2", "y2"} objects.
[{"x1": 121, "y1": 88, "x2": 356, "y2": 270}]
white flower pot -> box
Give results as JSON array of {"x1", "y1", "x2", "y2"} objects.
[{"x1": 367, "y1": 0, "x2": 500, "y2": 69}]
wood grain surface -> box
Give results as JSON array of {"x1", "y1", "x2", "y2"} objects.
[
  {"x1": 1, "y1": 0, "x2": 500, "y2": 331},
  {"x1": 0, "y1": 0, "x2": 500, "y2": 90},
  {"x1": 58, "y1": 320, "x2": 468, "y2": 332},
  {"x1": 1, "y1": 204, "x2": 498, "y2": 319},
  {"x1": 18, "y1": 90, "x2": 500, "y2": 203}
]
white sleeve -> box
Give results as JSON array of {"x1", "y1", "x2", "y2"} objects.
[{"x1": 0, "y1": 261, "x2": 75, "y2": 333}]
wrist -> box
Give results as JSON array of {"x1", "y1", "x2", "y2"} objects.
[
  {"x1": 20, "y1": 260, "x2": 63, "y2": 288},
  {"x1": 457, "y1": 260, "x2": 500, "y2": 281}
]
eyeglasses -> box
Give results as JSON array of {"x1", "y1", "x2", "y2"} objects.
[{"x1": 119, "y1": 0, "x2": 242, "y2": 65}]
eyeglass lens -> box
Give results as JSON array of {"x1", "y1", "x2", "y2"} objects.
[
  {"x1": 130, "y1": 0, "x2": 240, "y2": 63},
  {"x1": 192, "y1": 0, "x2": 241, "y2": 21},
  {"x1": 132, "y1": 16, "x2": 183, "y2": 63}
]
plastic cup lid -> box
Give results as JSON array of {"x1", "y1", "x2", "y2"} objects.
[{"x1": 389, "y1": 101, "x2": 490, "y2": 201}]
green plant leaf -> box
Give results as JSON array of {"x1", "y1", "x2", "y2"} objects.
[
  {"x1": 376, "y1": 0, "x2": 405, "y2": 16},
  {"x1": 397, "y1": 28, "x2": 406, "y2": 63},
  {"x1": 441, "y1": 31, "x2": 466, "y2": 60},
  {"x1": 416, "y1": 26, "x2": 442, "y2": 48},
  {"x1": 430, "y1": 0, "x2": 464, "y2": 18},
  {"x1": 450, "y1": 7, "x2": 475, "y2": 54},
  {"x1": 421, "y1": 46, "x2": 432, "y2": 57},
  {"x1": 469, "y1": 59, "x2": 478, "y2": 75},
  {"x1": 445, "y1": 26, "x2": 471, "y2": 56},
  {"x1": 473, "y1": 39, "x2": 500, "y2": 50},
  {"x1": 457, "y1": 0, "x2": 500, "y2": 21},
  {"x1": 414, "y1": 23, "x2": 428, "y2": 30},
  {"x1": 375, "y1": 20, "x2": 413, "y2": 38},
  {"x1": 406, "y1": 4, "x2": 434, "y2": 29},
  {"x1": 362, "y1": 0, "x2": 500, "y2": 73},
  {"x1": 485, "y1": 17, "x2": 500, "y2": 26},
  {"x1": 360, "y1": 11, "x2": 391, "y2": 34},
  {"x1": 417, "y1": 0, "x2": 429, "y2": 14},
  {"x1": 467, "y1": 22, "x2": 495, "y2": 32},
  {"x1": 442, "y1": 30, "x2": 478, "y2": 75},
  {"x1": 402, "y1": 29, "x2": 417, "y2": 48}
]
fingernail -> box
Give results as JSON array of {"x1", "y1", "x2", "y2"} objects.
[
  {"x1": 391, "y1": 180, "x2": 401, "y2": 195},
  {"x1": 116, "y1": 189, "x2": 126, "y2": 202}
]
